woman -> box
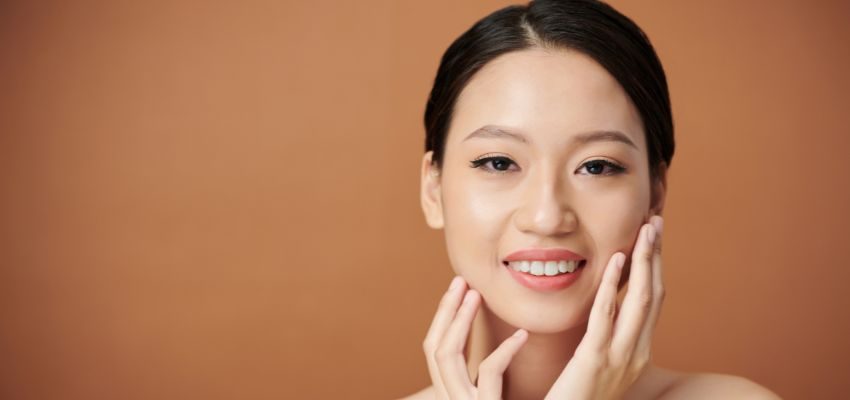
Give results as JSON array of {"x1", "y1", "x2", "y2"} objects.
[{"x1": 403, "y1": 1, "x2": 779, "y2": 399}]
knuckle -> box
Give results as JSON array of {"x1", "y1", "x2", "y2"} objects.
[
  {"x1": 422, "y1": 337, "x2": 437, "y2": 355},
  {"x1": 639, "y1": 292, "x2": 653, "y2": 309},
  {"x1": 632, "y1": 290, "x2": 652, "y2": 311},
  {"x1": 655, "y1": 286, "x2": 666, "y2": 303},
  {"x1": 643, "y1": 248, "x2": 654, "y2": 263},
  {"x1": 600, "y1": 300, "x2": 616, "y2": 318},
  {"x1": 580, "y1": 352, "x2": 608, "y2": 371},
  {"x1": 435, "y1": 344, "x2": 453, "y2": 363},
  {"x1": 609, "y1": 351, "x2": 629, "y2": 367},
  {"x1": 630, "y1": 351, "x2": 651, "y2": 374}
]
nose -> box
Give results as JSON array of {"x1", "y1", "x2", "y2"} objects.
[{"x1": 513, "y1": 166, "x2": 578, "y2": 237}]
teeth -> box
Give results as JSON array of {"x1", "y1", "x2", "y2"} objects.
[
  {"x1": 544, "y1": 261, "x2": 558, "y2": 276},
  {"x1": 507, "y1": 260, "x2": 580, "y2": 276},
  {"x1": 530, "y1": 261, "x2": 544, "y2": 276}
]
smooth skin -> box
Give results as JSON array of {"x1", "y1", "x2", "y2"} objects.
[
  {"x1": 406, "y1": 219, "x2": 779, "y2": 399},
  {"x1": 427, "y1": 219, "x2": 655, "y2": 399},
  {"x1": 404, "y1": 48, "x2": 780, "y2": 399},
  {"x1": 407, "y1": 216, "x2": 779, "y2": 400}
]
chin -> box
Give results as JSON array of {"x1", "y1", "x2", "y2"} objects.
[{"x1": 481, "y1": 291, "x2": 592, "y2": 334}]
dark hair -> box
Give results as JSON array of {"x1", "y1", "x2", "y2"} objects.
[{"x1": 423, "y1": 0, "x2": 674, "y2": 179}]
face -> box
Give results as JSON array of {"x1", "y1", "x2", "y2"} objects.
[{"x1": 421, "y1": 48, "x2": 664, "y2": 333}]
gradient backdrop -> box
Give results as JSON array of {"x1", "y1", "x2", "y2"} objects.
[{"x1": 1, "y1": 1, "x2": 849, "y2": 399}]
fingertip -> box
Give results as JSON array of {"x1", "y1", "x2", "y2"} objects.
[
  {"x1": 608, "y1": 252, "x2": 625, "y2": 269},
  {"x1": 652, "y1": 215, "x2": 664, "y2": 234},
  {"x1": 645, "y1": 224, "x2": 656, "y2": 246},
  {"x1": 616, "y1": 252, "x2": 626, "y2": 269},
  {"x1": 512, "y1": 328, "x2": 527, "y2": 339},
  {"x1": 462, "y1": 288, "x2": 482, "y2": 305}
]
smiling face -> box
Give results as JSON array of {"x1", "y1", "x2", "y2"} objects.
[{"x1": 420, "y1": 48, "x2": 665, "y2": 333}]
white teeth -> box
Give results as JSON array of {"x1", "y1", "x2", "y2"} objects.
[
  {"x1": 530, "y1": 261, "x2": 544, "y2": 276},
  {"x1": 507, "y1": 260, "x2": 581, "y2": 276}
]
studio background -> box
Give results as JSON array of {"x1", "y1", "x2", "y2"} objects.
[{"x1": 1, "y1": 1, "x2": 848, "y2": 399}]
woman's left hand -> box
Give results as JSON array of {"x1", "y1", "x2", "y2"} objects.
[{"x1": 544, "y1": 215, "x2": 665, "y2": 400}]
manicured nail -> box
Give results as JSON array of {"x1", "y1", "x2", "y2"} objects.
[
  {"x1": 513, "y1": 329, "x2": 527, "y2": 338},
  {"x1": 616, "y1": 253, "x2": 626, "y2": 269},
  {"x1": 449, "y1": 276, "x2": 463, "y2": 291}
]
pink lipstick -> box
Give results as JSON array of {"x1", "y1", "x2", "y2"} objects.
[{"x1": 503, "y1": 248, "x2": 586, "y2": 292}]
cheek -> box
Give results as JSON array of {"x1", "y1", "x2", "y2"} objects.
[
  {"x1": 440, "y1": 176, "x2": 512, "y2": 277},
  {"x1": 577, "y1": 182, "x2": 650, "y2": 263}
]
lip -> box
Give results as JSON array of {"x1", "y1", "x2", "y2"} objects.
[
  {"x1": 505, "y1": 263, "x2": 585, "y2": 292},
  {"x1": 502, "y1": 248, "x2": 587, "y2": 292},
  {"x1": 503, "y1": 248, "x2": 585, "y2": 262}
]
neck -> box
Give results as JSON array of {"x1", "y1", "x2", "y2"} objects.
[{"x1": 466, "y1": 302, "x2": 587, "y2": 400}]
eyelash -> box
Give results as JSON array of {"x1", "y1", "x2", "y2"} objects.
[{"x1": 469, "y1": 155, "x2": 627, "y2": 176}]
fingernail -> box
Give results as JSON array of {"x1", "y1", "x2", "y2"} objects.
[
  {"x1": 616, "y1": 253, "x2": 626, "y2": 269},
  {"x1": 646, "y1": 224, "x2": 656, "y2": 246},
  {"x1": 513, "y1": 329, "x2": 527, "y2": 338},
  {"x1": 448, "y1": 276, "x2": 463, "y2": 291}
]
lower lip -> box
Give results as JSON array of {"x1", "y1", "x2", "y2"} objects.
[{"x1": 505, "y1": 261, "x2": 585, "y2": 292}]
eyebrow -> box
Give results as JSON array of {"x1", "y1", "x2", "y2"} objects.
[
  {"x1": 462, "y1": 125, "x2": 529, "y2": 143},
  {"x1": 462, "y1": 124, "x2": 638, "y2": 149}
]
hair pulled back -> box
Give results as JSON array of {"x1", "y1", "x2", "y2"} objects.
[{"x1": 423, "y1": 0, "x2": 674, "y2": 179}]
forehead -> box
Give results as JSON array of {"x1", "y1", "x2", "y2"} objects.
[{"x1": 449, "y1": 48, "x2": 645, "y2": 150}]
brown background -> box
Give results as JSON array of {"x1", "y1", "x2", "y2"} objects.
[{"x1": 1, "y1": 0, "x2": 848, "y2": 399}]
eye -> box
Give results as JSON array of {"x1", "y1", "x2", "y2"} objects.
[
  {"x1": 469, "y1": 155, "x2": 519, "y2": 174},
  {"x1": 577, "y1": 159, "x2": 626, "y2": 176}
]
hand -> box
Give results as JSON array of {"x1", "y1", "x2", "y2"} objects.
[
  {"x1": 544, "y1": 215, "x2": 665, "y2": 399},
  {"x1": 422, "y1": 277, "x2": 528, "y2": 399},
  {"x1": 421, "y1": 215, "x2": 665, "y2": 400}
]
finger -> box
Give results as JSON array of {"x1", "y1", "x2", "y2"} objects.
[
  {"x1": 435, "y1": 289, "x2": 480, "y2": 398},
  {"x1": 422, "y1": 276, "x2": 466, "y2": 398},
  {"x1": 581, "y1": 252, "x2": 625, "y2": 353},
  {"x1": 611, "y1": 223, "x2": 655, "y2": 356},
  {"x1": 637, "y1": 215, "x2": 665, "y2": 352},
  {"x1": 477, "y1": 329, "x2": 528, "y2": 399}
]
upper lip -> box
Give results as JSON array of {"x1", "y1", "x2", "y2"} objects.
[{"x1": 503, "y1": 248, "x2": 585, "y2": 263}]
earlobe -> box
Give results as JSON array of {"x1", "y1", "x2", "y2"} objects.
[{"x1": 420, "y1": 151, "x2": 445, "y2": 229}]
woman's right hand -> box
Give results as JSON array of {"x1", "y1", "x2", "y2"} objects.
[{"x1": 422, "y1": 276, "x2": 528, "y2": 399}]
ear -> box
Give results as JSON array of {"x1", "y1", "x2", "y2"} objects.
[
  {"x1": 649, "y1": 162, "x2": 667, "y2": 216},
  {"x1": 420, "y1": 151, "x2": 445, "y2": 229}
]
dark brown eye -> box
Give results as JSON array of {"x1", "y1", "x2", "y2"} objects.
[
  {"x1": 490, "y1": 158, "x2": 512, "y2": 171},
  {"x1": 578, "y1": 159, "x2": 626, "y2": 175},
  {"x1": 469, "y1": 156, "x2": 517, "y2": 173}
]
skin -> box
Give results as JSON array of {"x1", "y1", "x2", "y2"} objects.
[{"x1": 403, "y1": 48, "x2": 780, "y2": 399}]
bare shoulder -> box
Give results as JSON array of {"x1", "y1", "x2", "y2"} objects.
[
  {"x1": 397, "y1": 370, "x2": 780, "y2": 400},
  {"x1": 397, "y1": 385, "x2": 434, "y2": 400},
  {"x1": 659, "y1": 370, "x2": 781, "y2": 400}
]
